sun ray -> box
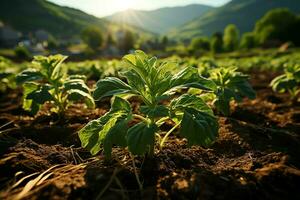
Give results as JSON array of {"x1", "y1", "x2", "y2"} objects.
[{"x1": 114, "y1": 0, "x2": 135, "y2": 11}]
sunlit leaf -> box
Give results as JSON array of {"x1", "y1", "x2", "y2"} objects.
[
  {"x1": 93, "y1": 77, "x2": 132, "y2": 100},
  {"x1": 79, "y1": 97, "x2": 131, "y2": 156}
]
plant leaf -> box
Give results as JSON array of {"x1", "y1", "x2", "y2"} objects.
[
  {"x1": 67, "y1": 74, "x2": 87, "y2": 81},
  {"x1": 228, "y1": 75, "x2": 256, "y2": 99},
  {"x1": 122, "y1": 50, "x2": 149, "y2": 81},
  {"x1": 180, "y1": 108, "x2": 218, "y2": 147},
  {"x1": 214, "y1": 96, "x2": 230, "y2": 116},
  {"x1": 33, "y1": 55, "x2": 67, "y2": 80},
  {"x1": 170, "y1": 67, "x2": 217, "y2": 91},
  {"x1": 22, "y1": 82, "x2": 41, "y2": 115},
  {"x1": 122, "y1": 70, "x2": 146, "y2": 94},
  {"x1": 16, "y1": 69, "x2": 43, "y2": 85},
  {"x1": 50, "y1": 55, "x2": 68, "y2": 80},
  {"x1": 170, "y1": 94, "x2": 213, "y2": 116},
  {"x1": 140, "y1": 105, "x2": 169, "y2": 118},
  {"x1": 0, "y1": 72, "x2": 12, "y2": 79},
  {"x1": 78, "y1": 97, "x2": 131, "y2": 156},
  {"x1": 63, "y1": 79, "x2": 90, "y2": 93},
  {"x1": 103, "y1": 120, "x2": 128, "y2": 158},
  {"x1": 93, "y1": 77, "x2": 132, "y2": 100},
  {"x1": 67, "y1": 89, "x2": 95, "y2": 108},
  {"x1": 271, "y1": 75, "x2": 298, "y2": 93},
  {"x1": 111, "y1": 96, "x2": 131, "y2": 112},
  {"x1": 26, "y1": 85, "x2": 53, "y2": 104},
  {"x1": 127, "y1": 122, "x2": 157, "y2": 155}
]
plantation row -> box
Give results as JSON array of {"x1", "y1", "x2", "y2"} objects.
[
  {"x1": 0, "y1": 50, "x2": 300, "y2": 159},
  {"x1": 1, "y1": 50, "x2": 300, "y2": 89}
]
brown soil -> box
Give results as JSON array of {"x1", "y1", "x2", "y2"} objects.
[{"x1": 0, "y1": 70, "x2": 299, "y2": 200}]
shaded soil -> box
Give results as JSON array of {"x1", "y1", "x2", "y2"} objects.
[{"x1": 0, "y1": 70, "x2": 299, "y2": 200}]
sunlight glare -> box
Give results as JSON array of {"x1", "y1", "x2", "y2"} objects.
[{"x1": 114, "y1": 0, "x2": 135, "y2": 11}]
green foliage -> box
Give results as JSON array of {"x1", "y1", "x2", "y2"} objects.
[
  {"x1": 79, "y1": 50, "x2": 219, "y2": 158},
  {"x1": 223, "y1": 24, "x2": 239, "y2": 52},
  {"x1": 118, "y1": 30, "x2": 135, "y2": 53},
  {"x1": 240, "y1": 32, "x2": 255, "y2": 49},
  {"x1": 197, "y1": 57, "x2": 218, "y2": 77},
  {"x1": 47, "y1": 35, "x2": 59, "y2": 49},
  {"x1": 0, "y1": 0, "x2": 108, "y2": 38},
  {"x1": 169, "y1": 0, "x2": 300, "y2": 40},
  {"x1": 14, "y1": 46, "x2": 31, "y2": 60},
  {"x1": 210, "y1": 32, "x2": 223, "y2": 54},
  {"x1": 0, "y1": 71, "x2": 15, "y2": 92},
  {"x1": 180, "y1": 108, "x2": 218, "y2": 146},
  {"x1": 189, "y1": 37, "x2": 210, "y2": 54},
  {"x1": 106, "y1": 33, "x2": 116, "y2": 46},
  {"x1": 66, "y1": 59, "x2": 121, "y2": 81},
  {"x1": 208, "y1": 67, "x2": 256, "y2": 116},
  {"x1": 0, "y1": 57, "x2": 17, "y2": 92},
  {"x1": 79, "y1": 96, "x2": 129, "y2": 156},
  {"x1": 16, "y1": 55, "x2": 94, "y2": 116},
  {"x1": 256, "y1": 25, "x2": 276, "y2": 45},
  {"x1": 270, "y1": 64, "x2": 300, "y2": 99},
  {"x1": 81, "y1": 26, "x2": 103, "y2": 51},
  {"x1": 254, "y1": 8, "x2": 300, "y2": 46},
  {"x1": 161, "y1": 36, "x2": 169, "y2": 50}
]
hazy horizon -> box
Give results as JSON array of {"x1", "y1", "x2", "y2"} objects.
[{"x1": 48, "y1": 0, "x2": 231, "y2": 17}]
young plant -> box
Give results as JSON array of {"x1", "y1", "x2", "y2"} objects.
[
  {"x1": 0, "y1": 71, "x2": 16, "y2": 92},
  {"x1": 0, "y1": 57, "x2": 17, "y2": 92},
  {"x1": 79, "y1": 50, "x2": 219, "y2": 158},
  {"x1": 197, "y1": 57, "x2": 218, "y2": 77},
  {"x1": 207, "y1": 67, "x2": 256, "y2": 116},
  {"x1": 270, "y1": 64, "x2": 300, "y2": 101},
  {"x1": 16, "y1": 55, "x2": 94, "y2": 116}
]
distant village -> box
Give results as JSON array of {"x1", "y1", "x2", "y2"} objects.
[
  {"x1": 0, "y1": 21, "x2": 171, "y2": 59},
  {"x1": 0, "y1": 21, "x2": 56, "y2": 55}
]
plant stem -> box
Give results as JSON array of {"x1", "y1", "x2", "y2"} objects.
[
  {"x1": 130, "y1": 154, "x2": 143, "y2": 191},
  {"x1": 155, "y1": 133, "x2": 162, "y2": 144},
  {"x1": 155, "y1": 117, "x2": 169, "y2": 126},
  {"x1": 132, "y1": 114, "x2": 148, "y2": 123},
  {"x1": 289, "y1": 89, "x2": 299, "y2": 104},
  {"x1": 148, "y1": 144, "x2": 154, "y2": 158},
  {"x1": 147, "y1": 116, "x2": 156, "y2": 158},
  {"x1": 159, "y1": 123, "x2": 180, "y2": 149},
  {"x1": 96, "y1": 167, "x2": 121, "y2": 200},
  {"x1": 52, "y1": 83, "x2": 63, "y2": 114}
]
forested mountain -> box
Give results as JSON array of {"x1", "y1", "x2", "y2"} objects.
[
  {"x1": 106, "y1": 4, "x2": 213, "y2": 34},
  {"x1": 169, "y1": 0, "x2": 300, "y2": 39},
  {"x1": 0, "y1": 0, "x2": 153, "y2": 38}
]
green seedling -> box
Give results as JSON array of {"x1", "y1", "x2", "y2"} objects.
[
  {"x1": 79, "y1": 50, "x2": 219, "y2": 159},
  {"x1": 207, "y1": 67, "x2": 256, "y2": 116},
  {"x1": 0, "y1": 56, "x2": 17, "y2": 92},
  {"x1": 16, "y1": 55, "x2": 94, "y2": 117},
  {"x1": 270, "y1": 64, "x2": 300, "y2": 101}
]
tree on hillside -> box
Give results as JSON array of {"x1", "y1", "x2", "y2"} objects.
[
  {"x1": 106, "y1": 33, "x2": 116, "y2": 47},
  {"x1": 47, "y1": 35, "x2": 59, "y2": 49},
  {"x1": 240, "y1": 32, "x2": 255, "y2": 49},
  {"x1": 210, "y1": 32, "x2": 223, "y2": 54},
  {"x1": 189, "y1": 37, "x2": 210, "y2": 55},
  {"x1": 81, "y1": 26, "x2": 103, "y2": 51},
  {"x1": 161, "y1": 36, "x2": 169, "y2": 50},
  {"x1": 223, "y1": 24, "x2": 239, "y2": 52},
  {"x1": 119, "y1": 30, "x2": 135, "y2": 53},
  {"x1": 254, "y1": 8, "x2": 300, "y2": 46}
]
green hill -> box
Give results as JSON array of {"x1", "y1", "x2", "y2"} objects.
[
  {"x1": 169, "y1": 0, "x2": 300, "y2": 40},
  {"x1": 0, "y1": 0, "x2": 153, "y2": 39},
  {"x1": 105, "y1": 4, "x2": 213, "y2": 34}
]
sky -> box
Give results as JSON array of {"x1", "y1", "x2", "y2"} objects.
[{"x1": 48, "y1": 0, "x2": 230, "y2": 17}]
